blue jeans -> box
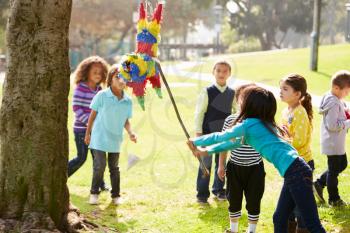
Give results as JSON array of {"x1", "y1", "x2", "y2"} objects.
[
  {"x1": 91, "y1": 149, "x2": 120, "y2": 198},
  {"x1": 273, "y1": 157, "x2": 325, "y2": 233},
  {"x1": 316, "y1": 154, "x2": 347, "y2": 202},
  {"x1": 289, "y1": 160, "x2": 315, "y2": 228},
  {"x1": 68, "y1": 131, "x2": 89, "y2": 177},
  {"x1": 68, "y1": 131, "x2": 106, "y2": 188},
  {"x1": 196, "y1": 153, "x2": 225, "y2": 200}
]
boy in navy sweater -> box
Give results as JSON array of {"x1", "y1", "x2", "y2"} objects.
[{"x1": 194, "y1": 60, "x2": 235, "y2": 204}]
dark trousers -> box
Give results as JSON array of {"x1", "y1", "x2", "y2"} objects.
[
  {"x1": 68, "y1": 131, "x2": 89, "y2": 176},
  {"x1": 289, "y1": 160, "x2": 315, "y2": 228},
  {"x1": 226, "y1": 161, "x2": 265, "y2": 221},
  {"x1": 273, "y1": 157, "x2": 325, "y2": 233},
  {"x1": 68, "y1": 131, "x2": 106, "y2": 188},
  {"x1": 90, "y1": 149, "x2": 120, "y2": 198},
  {"x1": 196, "y1": 153, "x2": 225, "y2": 200},
  {"x1": 316, "y1": 154, "x2": 347, "y2": 202}
]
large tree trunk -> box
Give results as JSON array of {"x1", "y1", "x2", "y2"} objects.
[{"x1": 0, "y1": 0, "x2": 72, "y2": 232}]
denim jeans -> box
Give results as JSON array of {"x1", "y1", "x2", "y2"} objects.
[
  {"x1": 68, "y1": 131, "x2": 89, "y2": 177},
  {"x1": 91, "y1": 149, "x2": 120, "y2": 198},
  {"x1": 273, "y1": 157, "x2": 325, "y2": 233},
  {"x1": 316, "y1": 154, "x2": 347, "y2": 202},
  {"x1": 289, "y1": 160, "x2": 315, "y2": 228},
  {"x1": 68, "y1": 131, "x2": 106, "y2": 188},
  {"x1": 196, "y1": 153, "x2": 225, "y2": 200}
]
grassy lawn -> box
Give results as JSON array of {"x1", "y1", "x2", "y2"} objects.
[
  {"x1": 188, "y1": 44, "x2": 350, "y2": 96},
  {"x1": 1, "y1": 44, "x2": 350, "y2": 232},
  {"x1": 66, "y1": 88, "x2": 350, "y2": 233}
]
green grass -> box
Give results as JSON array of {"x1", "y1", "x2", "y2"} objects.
[
  {"x1": 1, "y1": 44, "x2": 350, "y2": 232},
  {"x1": 188, "y1": 44, "x2": 350, "y2": 96},
  {"x1": 67, "y1": 91, "x2": 350, "y2": 233}
]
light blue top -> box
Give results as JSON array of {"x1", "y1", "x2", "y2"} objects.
[
  {"x1": 89, "y1": 88, "x2": 132, "y2": 153},
  {"x1": 193, "y1": 118, "x2": 298, "y2": 177}
]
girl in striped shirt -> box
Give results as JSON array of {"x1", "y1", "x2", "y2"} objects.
[
  {"x1": 68, "y1": 56, "x2": 109, "y2": 182},
  {"x1": 218, "y1": 84, "x2": 265, "y2": 233}
]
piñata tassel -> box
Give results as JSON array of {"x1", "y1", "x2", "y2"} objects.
[
  {"x1": 152, "y1": 3, "x2": 163, "y2": 23},
  {"x1": 154, "y1": 88, "x2": 162, "y2": 98},
  {"x1": 139, "y1": 2, "x2": 146, "y2": 20},
  {"x1": 137, "y1": 96, "x2": 145, "y2": 111}
]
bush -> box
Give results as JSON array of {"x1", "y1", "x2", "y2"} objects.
[
  {"x1": 227, "y1": 38, "x2": 261, "y2": 53},
  {"x1": 221, "y1": 20, "x2": 261, "y2": 53}
]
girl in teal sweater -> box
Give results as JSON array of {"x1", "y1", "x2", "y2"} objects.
[{"x1": 187, "y1": 86, "x2": 325, "y2": 233}]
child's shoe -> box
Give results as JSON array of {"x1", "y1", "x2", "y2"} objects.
[
  {"x1": 288, "y1": 220, "x2": 297, "y2": 233},
  {"x1": 296, "y1": 228, "x2": 310, "y2": 233},
  {"x1": 313, "y1": 182, "x2": 325, "y2": 203},
  {"x1": 329, "y1": 199, "x2": 347, "y2": 207},
  {"x1": 224, "y1": 229, "x2": 235, "y2": 233},
  {"x1": 89, "y1": 194, "x2": 99, "y2": 205},
  {"x1": 112, "y1": 197, "x2": 123, "y2": 205},
  {"x1": 215, "y1": 193, "x2": 227, "y2": 201}
]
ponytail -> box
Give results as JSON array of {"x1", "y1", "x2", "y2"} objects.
[
  {"x1": 301, "y1": 92, "x2": 313, "y2": 122},
  {"x1": 282, "y1": 74, "x2": 313, "y2": 123}
]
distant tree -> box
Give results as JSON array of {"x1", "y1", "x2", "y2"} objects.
[
  {"x1": 69, "y1": 0, "x2": 216, "y2": 58},
  {"x1": 160, "y1": 0, "x2": 214, "y2": 58},
  {"x1": 0, "y1": 0, "x2": 9, "y2": 27},
  {"x1": 69, "y1": 0, "x2": 136, "y2": 55},
  {"x1": 0, "y1": 0, "x2": 9, "y2": 52},
  {"x1": 0, "y1": 28, "x2": 4, "y2": 53},
  {"x1": 226, "y1": 0, "x2": 313, "y2": 50},
  {"x1": 321, "y1": 0, "x2": 348, "y2": 44}
]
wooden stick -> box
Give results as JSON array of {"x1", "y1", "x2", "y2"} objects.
[{"x1": 156, "y1": 62, "x2": 209, "y2": 177}]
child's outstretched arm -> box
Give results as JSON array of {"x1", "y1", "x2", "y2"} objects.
[
  {"x1": 193, "y1": 122, "x2": 245, "y2": 147},
  {"x1": 186, "y1": 140, "x2": 209, "y2": 158},
  {"x1": 187, "y1": 138, "x2": 241, "y2": 157},
  {"x1": 205, "y1": 140, "x2": 241, "y2": 154},
  {"x1": 124, "y1": 119, "x2": 137, "y2": 143},
  {"x1": 85, "y1": 110, "x2": 97, "y2": 145}
]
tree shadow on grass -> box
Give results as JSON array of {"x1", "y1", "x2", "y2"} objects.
[
  {"x1": 70, "y1": 193, "x2": 138, "y2": 233},
  {"x1": 315, "y1": 71, "x2": 332, "y2": 79}
]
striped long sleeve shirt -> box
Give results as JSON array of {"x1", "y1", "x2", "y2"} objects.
[
  {"x1": 73, "y1": 82, "x2": 101, "y2": 132},
  {"x1": 222, "y1": 114, "x2": 262, "y2": 166}
]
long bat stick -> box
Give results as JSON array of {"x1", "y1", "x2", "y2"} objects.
[{"x1": 156, "y1": 62, "x2": 209, "y2": 177}]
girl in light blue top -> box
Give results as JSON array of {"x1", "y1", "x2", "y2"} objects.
[
  {"x1": 187, "y1": 86, "x2": 325, "y2": 233},
  {"x1": 85, "y1": 64, "x2": 137, "y2": 205}
]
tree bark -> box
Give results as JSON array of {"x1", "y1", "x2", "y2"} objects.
[
  {"x1": 258, "y1": 34, "x2": 270, "y2": 51},
  {"x1": 0, "y1": 0, "x2": 72, "y2": 231}
]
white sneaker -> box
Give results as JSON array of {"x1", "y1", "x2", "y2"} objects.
[
  {"x1": 89, "y1": 194, "x2": 99, "y2": 205},
  {"x1": 112, "y1": 197, "x2": 122, "y2": 205}
]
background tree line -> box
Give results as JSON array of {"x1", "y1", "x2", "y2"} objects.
[{"x1": 0, "y1": 0, "x2": 348, "y2": 57}]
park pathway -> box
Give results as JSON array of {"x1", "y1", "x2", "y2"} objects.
[
  {"x1": 161, "y1": 60, "x2": 326, "y2": 107},
  {"x1": 0, "y1": 54, "x2": 333, "y2": 107}
]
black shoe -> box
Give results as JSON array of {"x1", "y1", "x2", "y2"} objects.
[
  {"x1": 329, "y1": 199, "x2": 347, "y2": 207},
  {"x1": 313, "y1": 182, "x2": 325, "y2": 203}
]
